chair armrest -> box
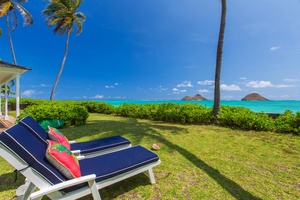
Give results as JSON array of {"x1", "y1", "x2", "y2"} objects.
[
  {"x1": 71, "y1": 149, "x2": 81, "y2": 154},
  {"x1": 69, "y1": 140, "x2": 76, "y2": 144},
  {"x1": 76, "y1": 155, "x2": 86, "y2": 160},
  {"x1": 30, "y1": 174, "x2": 96, "y2": 200}
]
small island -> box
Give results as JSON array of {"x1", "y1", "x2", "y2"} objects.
[
  {"x1": 241, "y1": 93, "x2": 268, "y2": 101},
  {"x1": 182, "y1": 94, "x2": 207, "y2": 100}
]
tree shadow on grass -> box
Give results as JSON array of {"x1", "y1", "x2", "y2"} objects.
[
  {"x1": 64, "y1": 117, "x2": 261, "y2": 200},
  {"x1": 0, "y1": 171, "x2": 25, "y2": 196}
]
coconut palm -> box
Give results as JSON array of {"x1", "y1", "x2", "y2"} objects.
[
  {"x1": 0, "y1": 0, "x2": 33, "y2": 64},
  {"x1": 42, "y1": 0, "x2": 86, "y2": 100},
  {"x1": 212, "y1": 0, "x2": 227, "y2": 123}
]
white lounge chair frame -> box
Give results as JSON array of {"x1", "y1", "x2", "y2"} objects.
[{"x1": 0, "y1": 142, "x2": 161, "y2": 200}]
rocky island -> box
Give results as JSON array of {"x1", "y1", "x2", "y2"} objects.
[
  {"x1": 182, "y1": 94, "x2": 207, "y2": 100},
  {"x1": 241, "y1": 93, "x2": 268, "y2": 100}
]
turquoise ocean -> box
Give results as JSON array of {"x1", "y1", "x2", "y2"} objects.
[{"x1": 100, "y1": 100, "x2": 300, "y2": 114}]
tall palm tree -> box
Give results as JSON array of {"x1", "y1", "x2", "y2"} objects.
[
  {"x1": 0, "y1": 0, "x2": 33, "y2": 64},
  {"x1": 42, "y1": 0, "x2": 86, "y2": 100},
  {"x1": 212, "y1": 0, "x2": 227, "y2": 123},
  {"x1": 0, "y1": 0, "x2": 33, "y2": 97}
]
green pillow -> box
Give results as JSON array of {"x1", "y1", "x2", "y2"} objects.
[{"x1": 39, "y1": 119, "x2": 65, "y2": 130}]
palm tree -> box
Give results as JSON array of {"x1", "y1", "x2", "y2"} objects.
[
  {"x1": 212, "y1": 0, "x2": 227, "y2": 123},
  {"x1": 0, "y1": 0, "x2": 33, "y2": 64},
  {"x1": 1, "y1": 0, "x2": 33, "y2": 97},
  {"x1": 42, "y1": 0, "x2": 86, "y2": 100}
]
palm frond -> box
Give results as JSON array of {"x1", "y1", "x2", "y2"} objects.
[
  {"x1": 43, "y1": 0, "x2": 85, "y2": 36},
  {"x1": 9, "y1": 10, "x2": 18, "y2": 31},
  {"x1": 0, "y1": 1, "x2": 11, "y2": 17},
  {"x1": 16, "y1": 0, "x2": 28, "y2": 3},
  {"x1": 16, "y1": 4, "x2": 33, "y2": 26}
]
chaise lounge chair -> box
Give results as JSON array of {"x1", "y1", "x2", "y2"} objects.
[
  {"x1": 19, "y1": 116, "x2": 131, "y2": 157},
  {"x1": 0, "y1": 122, "x2": 161, "y2": 200}
]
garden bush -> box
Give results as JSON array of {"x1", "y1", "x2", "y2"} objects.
[
  {"x1": 116, "y1": 103, "x2": 212, "y2": 124},
  {"x1": 10, "y1": 99, "x2": 300, "y2": 134},
  {"x1": 217, "y1": 106, "x2": 274, "y2": 131},
  {"x1": 274, "y1": 110, "x2": 300, "y2": 134},
  {"x1": 18, "y1": 103, "x2": 89, "y2": 127},
  {"x1": 80, "y1": 101, "x2": 116, "y2": 114}
]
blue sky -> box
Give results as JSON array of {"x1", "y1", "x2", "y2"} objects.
[{"x1": 1, "y1": 0, "x2": 300, "y2": 100}]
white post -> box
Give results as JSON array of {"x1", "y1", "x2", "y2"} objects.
[
  {"x1": 5, "y1": 83, "x2": 9, "y2": 120},
  {"x1": 16, "y1": 75, "x2": 20, "y2": 118}
]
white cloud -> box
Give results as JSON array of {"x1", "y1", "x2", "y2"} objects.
[
  {"x1": 197, "y1": 80, "x2": 214, "y2": 85},
  {"x1": 269, "y1": 45, "x2": 280, "y2": 51},
  {"x1": 40, "y1": 84, "x2": 46, "y2": 87},
  {"x1": 177, "y1": 81, "x2": 193, "y2": 87},
  {"x1": 22, "y1": 90, "x2": 36, "y2": 97},
  {"x1": 92, "y1": 95, "x2": 104, "y2": 99},
  {"x1": 197, "y1": 89, "x2": 210, "y2": 93},
  {"x1": 239, "y1": 77, "x2": 247, "y2": 80},
  {"x1": 274, "y1": 84, "x2": 294, "y2": 88},
  {"x1": 158, "y1": 86, "x2": 168, "y2": 92},
  {"x1": 105, "y1": 83, "x2": 119, "y2": 89},
  {"x1": 173, "y1": 88, "x2": 186, "y2": 93},
  {"x1": 284, "y1": 78, "x2": 299, "y2": 82},
  {"x1": 220, "y1": 84, "x2": 241, "y2": 91},
  {"x1": 246, "y1": 80, "x2": 294, "y2": 88},
  {"x1": 246, "y1": 81, "x2": 272, "y2": 88}
]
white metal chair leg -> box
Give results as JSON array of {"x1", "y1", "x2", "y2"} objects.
[{"x1": 148, "y1": 168, "x2": 156, "y2": 184}]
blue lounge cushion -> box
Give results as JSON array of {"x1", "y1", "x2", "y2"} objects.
[
  {"x1": 70, "y1": 136, "x2": 131, "y2": 155},
  {"x1": 80, "y1": 145, "x2": 159, "y2": 182},
  {"x1": 0, "y1": 124, "x2": 66, "y2": 185},
  {"x1": 19, "y1": 116, "x2": 131, "y2": 154}
]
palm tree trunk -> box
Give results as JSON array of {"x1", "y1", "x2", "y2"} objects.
[
  {"x1": 212, "y1": 0, "x2": 227, "y2": 123},
  {"x1": 6, "y1": 14, "x2": 17, "y2": 65},
  {"x1": 50, "y1": 31, "x2": 70, "y2": 100}
]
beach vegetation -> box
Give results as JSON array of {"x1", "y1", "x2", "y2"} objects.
[
  {"x1": 213, "y1": 0, "x2": 227, "y2": 122},
  {"x1": 11, "y1": 99, "x2": 300, "y2": 134},
  {"x1": 18, "y1": 103, "x2": 89, "y2": 127},
  {"x1": 42, "y1": 0, "x2": 86, "y2": 100},
  {"x1": 217, "y1": 106, "x2": 275, "y2": 131},
  {"x1": 274, "y1": 110, "x2": 300, "y2": 134}
]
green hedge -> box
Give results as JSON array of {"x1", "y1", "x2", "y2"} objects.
[
  {"x1": 217, "y1": 106, "x2": 275, "y2": 131},
  {"x1": 14, "y1": 99, "x2": 300, "y2": 134},
  {"x1": 117, "y1": 103, "x2": 212, "y2": 124},
  {"x1": 18, "y1": 103, "x2": 89, "y2": 127},
  {"x1": 274, "y1": 110, "x2": 300, "y2": 134}
]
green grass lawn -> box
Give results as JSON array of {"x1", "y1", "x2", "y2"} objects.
[{"x1": 1, "y1": 113, "x2": 300, "y2": 199}]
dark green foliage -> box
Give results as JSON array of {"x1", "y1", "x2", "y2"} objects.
[
  {"x1": 81, "y1": 101, "x2": 116, "y2": 114},
  {"x1": 12, "y1": 99, "x2": 300, "y2": 134},
  {"x1": 274, "y1": 110, "x2": 300, "y2": 134},
  {"x1": 217, "y1": 106, "x2": 275, "y2": 131},
  {"x1": 117, "y1": 103, "x2": 213, "y2": 124},
  {"x1": 18, "y1": 102, "x2": 89, "y2": 127}
]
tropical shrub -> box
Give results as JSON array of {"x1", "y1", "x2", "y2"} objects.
[
  {"x1": 18, "y1": 103, "x2": 89, "y2": 127},
  {"x1": 81, "y1": 101, "x2": 116, "y2": 114},
  {"x1": 217, "y1": 106, "x2": 274, "y2": 131},
  {"x1": 274, "y1": 110, "x2": 300, "y2": 134},
  {"x1": 116, "y1": 103, "x2": 212, "y2": 124}
]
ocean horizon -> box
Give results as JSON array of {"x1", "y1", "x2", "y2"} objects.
[{"x1": 98, "y1": 100, "x2": 300, "y2": 114}]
